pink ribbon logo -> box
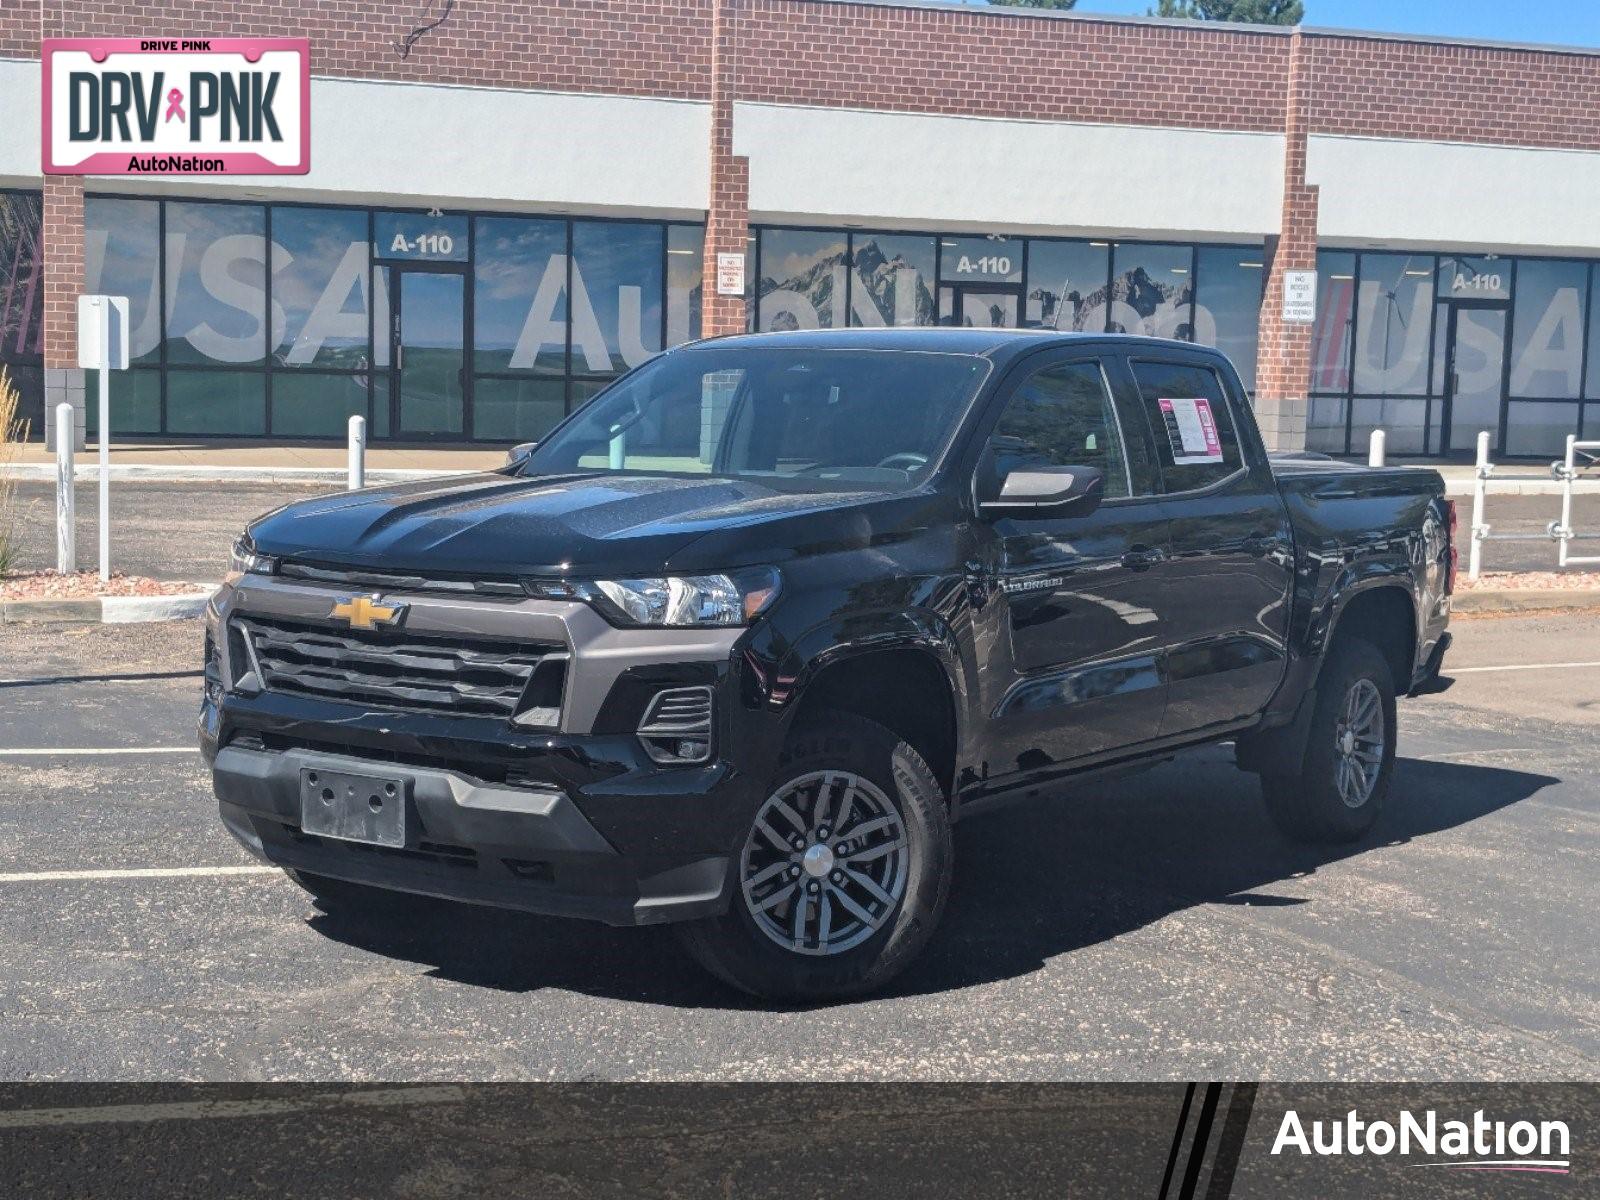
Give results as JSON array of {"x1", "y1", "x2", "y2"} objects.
[{"x1": 164, "y1": 88, "x2": 185, "y2": 123}]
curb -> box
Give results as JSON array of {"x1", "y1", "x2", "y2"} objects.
[
  {"x1": 1, "y1": 590, "x2": 214, "y2": 625},
  {"x1": 3, "y1": 464, "x2": 474, "y2": 485},
  {"x1": 1452, "y1": 588, "x2": 1600, "y2": 614}
]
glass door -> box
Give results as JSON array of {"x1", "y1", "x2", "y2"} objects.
[
  {"x1": 392, "y1": 270, "x2": 466, "y2": 437},
  {"x1": 1442, "y1": 304, "x2": 1508, "y2": 454},
  {"x1": 941, "y1": 285, "x2": 1022, "y2": 328}
]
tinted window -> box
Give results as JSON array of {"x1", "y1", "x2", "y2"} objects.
[
  {"x1": 1353, "y1": 253, "x2": 1433, "y2": 396},
  {"x1": 1194, "y1": 248, "x2": 1263, "y2": 391},
  {"x1": 473, "y1": 216, "x2": 567, "y2": 375},
  {"x1": 1510, "y1": 259, "x2": 1586, "y2": 399},
  {"x1": 1109, "y1": 244, "x2": 1192, "y2": 339},
  {"x1": 84, "y1": 197, "x2": 162, "y2": 365},
  {"x1": 572, "y1": 221, "x2": 663, "y2": 376},
  {"x1": 987, "y1": 361, "x2": 1130, "y2": 499},
  {"x1": 850, "y1": 233, "x2": 936, "y2": 327},
  {"x1": 1024, "y1": 240, "x2": 1108, "y2": 332},
  {"x1": 165, "y1": 201, "x2": 267, "y2": 366},
  {"x1": 1129, "y1": 359, "x2": 1244, "y2": 493},
  {"x1": 758, "y1": 229, "x2": 848, "y2": 330},
  {"x1": 526, "y1": 348, "x2": 989, "y2": 489},
  {"x1": 272, "y1": 206, "x2": 370, "y2": 370}
]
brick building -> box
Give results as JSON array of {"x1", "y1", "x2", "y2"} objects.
[{"x1": 3, "y1": 0, "x2": 1600, "y2": 456}]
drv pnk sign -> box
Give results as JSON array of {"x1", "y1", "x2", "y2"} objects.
[{"x1": 43, "y1": 39, "x2": 309, "y2": 175}]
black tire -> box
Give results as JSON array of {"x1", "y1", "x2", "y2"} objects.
[
  {"x1": 1262, "y1": 637, "x2": 1398, "y2": 843},
  {"x1": 676, "y1": 713, "x2": 952, "y2": 1002}
]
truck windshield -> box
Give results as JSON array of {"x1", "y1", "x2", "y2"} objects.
[{"x1": 520, "y1": 347, "x2": 992, "y2": 490}]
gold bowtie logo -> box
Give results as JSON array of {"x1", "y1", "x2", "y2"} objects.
[{"x1": 329, "y1": 595, "x2": 406, "y2": 630}]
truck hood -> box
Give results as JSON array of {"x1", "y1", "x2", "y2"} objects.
[{"x1": 245, "y1": 471, "x2": 922, "y2": 577}]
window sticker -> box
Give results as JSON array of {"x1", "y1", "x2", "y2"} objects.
[{"x1": 1158, "y1": 397, "x2": 1223, "y2": 465}]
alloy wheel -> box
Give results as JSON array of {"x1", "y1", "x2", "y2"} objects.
[
  {"x1": 739, "y1": 770, "x2": 909, "y2": 956},
  {"x1": 1334, "y1": 678, "x2": 1385, "y2": 808}
]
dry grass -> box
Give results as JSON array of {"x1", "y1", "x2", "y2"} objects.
[{"x1": 0, "y1": 365, "x2": 29, "y2": 576}]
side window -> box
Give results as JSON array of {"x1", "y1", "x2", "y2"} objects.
[
  {"x1": 986, "y1": 360, "x2": 1131, "y2": 499},
  {"x1": 1128, "y1": 359, "x2": 1244, "y2": 493}
]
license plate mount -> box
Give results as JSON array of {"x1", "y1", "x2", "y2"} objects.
[{"x1": 299, "y1": 766, "x2": 408, "y2": 848}]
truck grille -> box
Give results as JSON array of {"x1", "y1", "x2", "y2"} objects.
[{"x1": 232, "y1": 614, "x2": 565, "y2": 722}]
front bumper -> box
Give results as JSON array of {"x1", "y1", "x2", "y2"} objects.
[
  {"x1": 213, "y1": 743, "x2": 731, "y2": 925},
  {"x1": 202, "y1": 575, "x2": 786, "y2": 926}
]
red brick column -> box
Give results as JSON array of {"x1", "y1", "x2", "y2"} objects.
[
  {"x1": 42, "y1": 172, "x2": 87, "y2": 451},
  {"x1": 701, "y1": 0, "x2": 749, "y2": 337},
  {"x1": 1254, "y1": 30, "x2": 1318, "y2": 452}
]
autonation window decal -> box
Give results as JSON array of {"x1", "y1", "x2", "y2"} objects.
[{"x1": 42, "y1": 38, "x2": 309, "y2": 175}]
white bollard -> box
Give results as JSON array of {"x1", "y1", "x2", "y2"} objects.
[
  {"x1": 1367, "y1": 428, "x2": 1386, "y2": 467},
  {"x1": 347, "y1": 414, "x2": 366, "y2": 491},
  {"x1": 1468, "y1": 430, "x2": 1491, "y2": 581},
  {"x1": 1558, "y1": 434, "x2": 1576, "y2": 568},
  {"x1": 54, "y1": 403, "x2": 75, "y2": 574}
]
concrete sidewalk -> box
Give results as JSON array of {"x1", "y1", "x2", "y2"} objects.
[{"x1": 5, "y1": 439, "x2": 1599, "y2": 495}]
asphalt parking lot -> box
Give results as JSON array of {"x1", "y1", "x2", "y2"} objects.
[{"x1": 0, "y1": 609, "x2": 1595, "y2": 1082}]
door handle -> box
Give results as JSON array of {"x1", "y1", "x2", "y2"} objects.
[
  {"x1": 1121, "y1": 545, "x2": 1160, "y2": 571},
  {"x1": 396, "y1": 345, "x2": 403, "y2": 371}
]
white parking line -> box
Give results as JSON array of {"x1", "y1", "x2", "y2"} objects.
[
  {"x1": 0, "y1": 747, "x2": 194, "y2": 757},
  {"x1": 0, "y1": 865, "x2": 278, "y2": 883},
  {"x1": 1450, "y1": 660, "x2": 1600, "y2": 674},
  {"x1": 0, "y1": 1085, "x2": 468, "y2": 1129}
]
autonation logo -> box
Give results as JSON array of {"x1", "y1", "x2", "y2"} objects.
[{"x1": 1272, "y1": 1108, "x2": 1571, "y2": 1175}]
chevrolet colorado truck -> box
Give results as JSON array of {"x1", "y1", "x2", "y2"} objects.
[{"x1": 202, "y1": 329, "x2": 1454, "y2": 1000}]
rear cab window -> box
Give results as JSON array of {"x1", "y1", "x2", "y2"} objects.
[{"x1": 1126, "y1": 358, "x2": 1245, "y2": 494}]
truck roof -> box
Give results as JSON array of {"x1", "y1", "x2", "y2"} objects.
[{"x1": 691, "y1": 327, "x2": 1208, "y2": 364}]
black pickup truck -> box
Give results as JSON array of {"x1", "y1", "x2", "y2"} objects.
[{"x1": 202, "y1": 329, "x2": 1454, "y2": 1000}]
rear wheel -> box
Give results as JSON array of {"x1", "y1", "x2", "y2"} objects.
[
  {"x1": 676, "y1": 714, "x2": 952, "y2": 1001},
  {"x1": 1262, "y1": 638, "x2": 1397, "y2": 843}
]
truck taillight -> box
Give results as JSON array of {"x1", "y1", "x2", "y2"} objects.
[{"x1": 1444, "y1": 500, "x2": 1459, "y2": 594}]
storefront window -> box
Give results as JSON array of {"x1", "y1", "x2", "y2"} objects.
[
  {"x1": 1510, "y1": 259, "x2": 1587, "y2": 399},
  {"x1": 1353, "y1": 254, "x2": 1433, "y2": 396},
  {"x1": 474, "y1": 377, "x2": 567, "y2": 441},
  {"x1": 667, "y1": 225, "x2": 704, "y2": 346},
  {"x1": 572, "y1": 221, "x2": 663, "y2": 376},
  {"x1": 1025, "y1": 240, "x2": 1107, "y2": 332},
  {"x1": 0, "y1": 191, "x2": 43, "y2": 362},
  {"x1": 1108, "y1": 244, "x2": 1192, "y2": 340},
  {"x1": 1306, "y1": 395, "x2": 1348, "y2": 454},
  {"x1": 1505, "y1": 401, "x2": 1582, "y2": 456},
  {"x1": 758, "y1": 229, "x2": 848, "y2": 330},
  {"x1": 1437, "y1": 255, "x2": 1510, "y2": 301},
  {"x1": 84, "y1": 197, "x2": 162, "y2": 366},
  {"x1": 374, "y1": 211, "x2": 467, "y2": 263},
  {"x1": 165, "y1": 202, "x2": 268, "y2": 367},
  {"x1": 272, "y1": 207, "x2": 370, "y2": 370},
  {"x1": 1194, "y1": 248, "x2": 1264, "y2": 391},
  {"x1": 166, "y1": 369, "x2": 265, "y2": 435},
  {"x1": 84, "y1": 369, "x2": 161, "y2": 436},
  {"x1": 850, "y1": 233, "x2": 935, "y2": 327},
  {"x1": 271, "y1": 373, "x2": 371, "y2": 438},
  {"x1": 473, "y1": 216, "x2": 567, "y2": 375},
  {"x1": 1311, "y1": 252, "x2": 1356, "y2": 394}
]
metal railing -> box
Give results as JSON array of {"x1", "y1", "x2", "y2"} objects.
[{"x1": 1467, "y1": 431, "x2": 1600, "y2": 579}]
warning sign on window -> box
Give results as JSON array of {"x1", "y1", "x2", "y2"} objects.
[{"x1": 1158, "y1": 398, "x2": 1223, "y2": 465}]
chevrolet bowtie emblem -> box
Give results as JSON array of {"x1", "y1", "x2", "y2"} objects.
[{"x1": 330, "y1": 595, "x2": 407, "y2": 630}]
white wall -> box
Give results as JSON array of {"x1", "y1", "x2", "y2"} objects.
[
  {"x1": 0, "y1": 61, "x2": 710, "y2": 217},
  {"x1": 735, "y1": 101, "x2": 1284, "y2": 241},
  {"x1": 1310, "y1": 135, "x2": 1600, "y2": 255},
  {"x1": 0, "y1": 59, "x2": 40, "y2": 187}
]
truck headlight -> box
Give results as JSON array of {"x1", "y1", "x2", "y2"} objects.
[
  {"x1": 228, "y1": 536, "x2": 277, "y2": 577},
  {"x1": 581, "y1": 568, "x2": 780, "y2": 628}
]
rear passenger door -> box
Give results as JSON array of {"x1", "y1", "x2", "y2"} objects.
[
  {"x1": 975, "y1": 352, "x2": 1175, "y2": 772},
  {"x1": 1116, "y1": 353, "x2": 1294, "y2": 738}
]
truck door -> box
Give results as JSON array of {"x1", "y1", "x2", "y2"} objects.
[
  {"x1": 1116, "y1": 353, "x2": 1294, "y2": 737},
  {"x1": 974, "y1": 352, "x2": 1175, "y2": 774}
]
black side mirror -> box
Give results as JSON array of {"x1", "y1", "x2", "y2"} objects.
[{"x1": 980, "y1": 464, "x2": 1104, "y2": 519}]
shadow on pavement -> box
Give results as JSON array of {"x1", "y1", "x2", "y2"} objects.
[{"x1": 304, "y1": 746, "x2": 1556, "y2": 1008}]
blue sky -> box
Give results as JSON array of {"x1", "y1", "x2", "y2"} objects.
[{"x1": 1017, "y1": 1, "x2": 1600, "y2": 49}]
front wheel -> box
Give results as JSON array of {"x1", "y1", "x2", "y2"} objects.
[
  {"x1": 1262, "y1": 637, "x2": 1398, "y2": 843},
  {"x1": 676, "y1": 714, "x2": 952, "y2": 1001}
]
